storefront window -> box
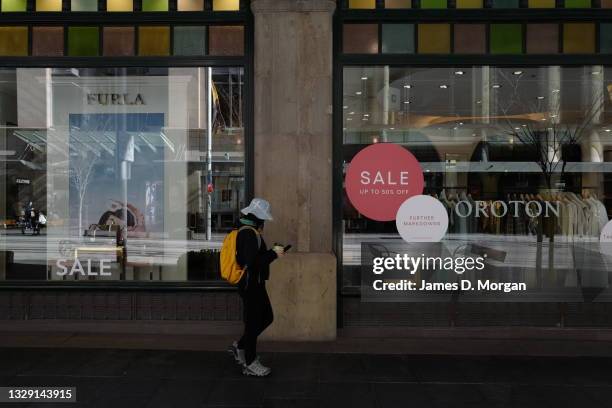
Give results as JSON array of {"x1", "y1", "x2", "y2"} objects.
[
  {"x1": 342, "y1": 66, "x2": 612, "y2": 302},
  {"x1": 0, "y1": 66, "x2": 245, "y2": 282}
]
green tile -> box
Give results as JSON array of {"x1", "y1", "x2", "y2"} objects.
[
  {"x1": 142, "y1": 0, "x2": 168, "y2": 11},
  {"x1": 2, "y1": 0, "x2": 27, "y2": 11},
  {"x1": 420, "y1": 0, "x2": 446, "y2": 8},
  {"x1": 565, "y1": 0, "x2": 590, "y2": 7},
  {"x1": 490, "y1": 24, "x2": 522, "y2": 54},
  {"x1": 382, "y1": 24, "x2": 414, "y2": 54},
  {"x1": 68, "y1": 27, "x2": 99, "y2": 56},
  {"x1": 71, "y1": 0, "x2": 98, "y2": 11},
  {"x1": 173, "y1": 26, "x2": 206, "y2": 56}
]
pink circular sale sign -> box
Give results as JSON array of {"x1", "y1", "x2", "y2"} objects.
[{"x1": 345, "y1": 143, "x2": 424, "y2": 221}]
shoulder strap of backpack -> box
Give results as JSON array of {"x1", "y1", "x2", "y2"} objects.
[{"x1": 238, "y1": 225, "x2": 261, "y2": 249}]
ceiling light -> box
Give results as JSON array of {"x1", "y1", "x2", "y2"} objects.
[
  {"x1": 404, "y1": 85, "x2": 412, "y2": 89},
  {"x1": 522, "y1": 124, "x2": 527, "y2": 127},
  {"x1": 552, "y1": 89, "x2": 560, "y2": 93},
  {"x1": 389, "y1": 127, "x2": 395, "y2": 130},
  {"x1": 459, "y1": 122, "x2": 464, "y2": 126},
  {"x1": 492, "y1": 84, "x2": 501, "y2": 89},
  {"x1": 403, "y1": 101, "x2": 411, "y2": 104},
  {"x1": 372, "y1": 137, "x2": 378, "y2": 143},
  {"x1": 343, "y1": 105, "x2": 348, "y2": 109},
  {"x1": 476, "y1": 100, "x2": 482, "y2": 104},
  {"x1": 455, "y1": 71, "x2": 464, "y2": 75},
  {"x1": 513, "y1": 71, "x2": 523, "y2": 75},
  {"x1": 347, "y1": 118, "x2": 352, "y2": 121},
  {"x1": 606, "y1": 129, "x2": 611, "y2": 132},
  {"x1": 363, "y1": 113, "x2": 369, "y2": 117},
  {"x1": 439, "y1": 84, "x2": 448, "y2": 89},
  {"x1": 349, "y1": 111, "x2": 354, "y2": 115},
  {"x1": 362, "y1": 118, "x2": 368, "y2": 121},
  {"x1": 537, "y1": 96, "x2": 545, "y2": 100},
  {"x1": 356, "y1": 91, "x2": 362, "y2": 95},
  {"x1": 361, "y1": 76, "x2": 368, "y2": 80},
  {"x1": 592, "y1": 71, "x2": 601, "y2": 76},
  {"x1": 515, "y1": 127, "x2": 520, "y2": 130}
]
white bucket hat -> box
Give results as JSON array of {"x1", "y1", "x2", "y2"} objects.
[{"x1": 241, "y1": 198, "x2": 274, "y2": 221}]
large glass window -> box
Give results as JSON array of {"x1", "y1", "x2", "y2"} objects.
[
  {"x1": 342, "y1": 66, "x2": 612, "y2": 303},
  {"x1": 0, "y1": 67, "x2": 245, "y2": 282}
]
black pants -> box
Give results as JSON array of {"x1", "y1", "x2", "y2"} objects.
[{"x1": 237, "y1": 281, "x2": 273, "y2": 365}]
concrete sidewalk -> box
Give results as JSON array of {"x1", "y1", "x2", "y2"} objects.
[
  {"x1": 3, "y1": 324, "x2": 612, "y2": 357},
  {"x1": 1, "y1": 346, "x2": 612, "y2": 407}
]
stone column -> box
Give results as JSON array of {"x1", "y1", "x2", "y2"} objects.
[{"x1": 252, "y1": 0, "x2": 336, "y2": 341}]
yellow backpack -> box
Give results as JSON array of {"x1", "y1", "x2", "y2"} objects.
[{"x1": 220, "y1": 226, "x2": 260, "y2": 284}]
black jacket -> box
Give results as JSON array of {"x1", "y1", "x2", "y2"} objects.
[{"x1": 236, "y1": 226, "x2": 277, "y2": 286}]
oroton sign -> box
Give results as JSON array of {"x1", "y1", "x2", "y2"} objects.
[{"x1": 345, "y1": 143, "x2": 424, "y2": 222}]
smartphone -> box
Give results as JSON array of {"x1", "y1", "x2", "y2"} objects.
[{"x1": 283, "y1": 244, "x2": 292, "y2": 252}]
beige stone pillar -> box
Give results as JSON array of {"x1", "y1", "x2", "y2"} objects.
[{"x1": 252, "y1": 0, "x2": 337, "y2": 341}]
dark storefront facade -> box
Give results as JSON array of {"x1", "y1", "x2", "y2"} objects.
[
  {"x1": 0, "y1": 0, "x2": 252, "y2": 321},
  {"x1": 2, "y1": 0, "x2": 612, "y2": 339},
  {"x1": 335, "y1": 0, "x2": 612, "y2": 330}
]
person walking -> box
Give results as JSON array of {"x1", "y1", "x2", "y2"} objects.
[{"x1": 229, "y1": 198, "x2": 284, "y2": 377}]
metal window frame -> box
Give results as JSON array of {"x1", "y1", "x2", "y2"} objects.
[
  {"x1": 333, "y1": 3, "x2": 612, "y2": 327},
  {"x1": 0, "y1": 5, "x2": 254, "y2": 291}
]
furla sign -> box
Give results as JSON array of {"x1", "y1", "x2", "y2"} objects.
[{"x1": 87, "y1": 93, "x2": 146, "y2": 106}]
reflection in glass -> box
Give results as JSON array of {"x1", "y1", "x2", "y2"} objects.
[
  {"x1": 0, "y1": 67, "x2": 245, "y2": 282},
  {"x1": 342, "y1": 66, "x2": 612, "y2": 301}
]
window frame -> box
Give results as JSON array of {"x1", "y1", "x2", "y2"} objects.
[{"x1": 0, "y1": 3, "x2": 254, "y2": 290}]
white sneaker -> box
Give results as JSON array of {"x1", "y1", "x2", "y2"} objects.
[
  {"x1": 228, "y1": 341, "x2": 246, "y2": 366},
  {"x1": 242, "y1": 358, "x2": 271, "y2": 377}
]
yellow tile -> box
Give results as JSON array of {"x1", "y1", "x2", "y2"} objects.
[
  {"x1": 418, "y1": 24, "x2": 450, "y2": 54},
  {"x1": 212, "y1": 0, "x2": 239, "y2": 10},
  {"x1": 563, "y1": 23, "x2": 595, "y2": 54},
  {"x1": 107, "y1": 0, "x2": 133, "y2": 12},
  {"x1": 456, "y1": 0, "x2": 483, "y2": 7},
  {"x1": 36, "y1": 0, "x2": 62, "y2": 11},
  {"x1": 349, "y1": 0, "x2": 376, "y2": 8},
  {"x1": 528, "y1": 0, "x2": 555, "y2": 7},
  {"x1": 139, "y1": 26, "x2": 170, "y2": 56},
  {"x1": 0, "y1": 26, "x2": 28, "y2": 56}
]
